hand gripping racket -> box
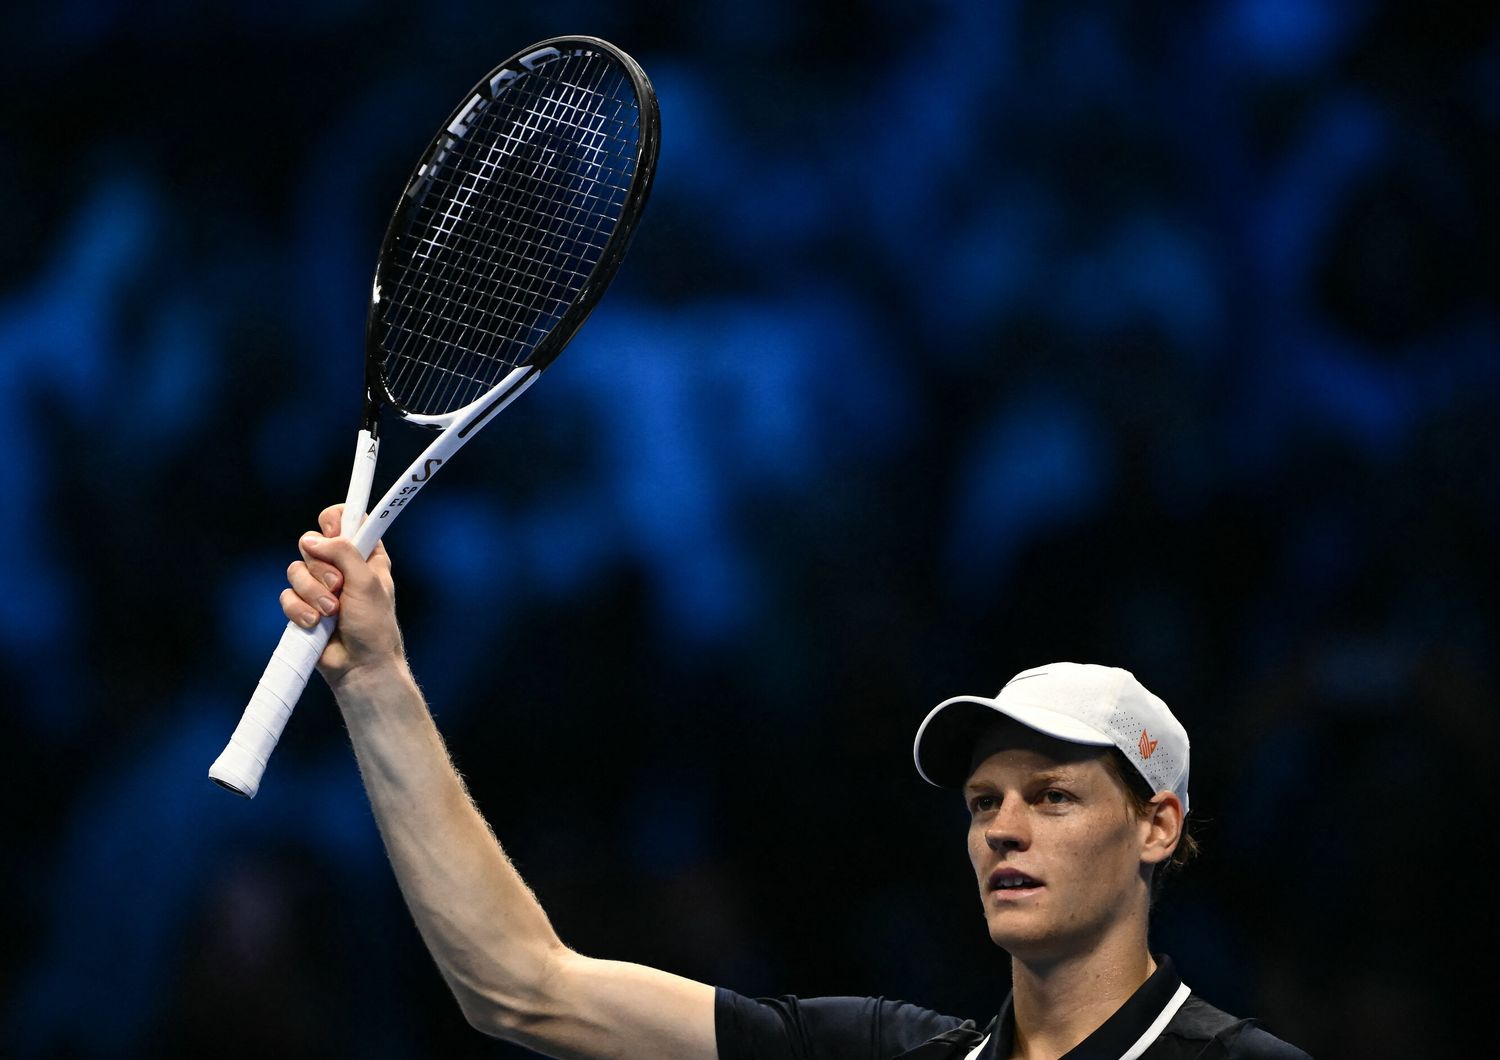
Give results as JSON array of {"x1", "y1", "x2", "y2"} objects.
[{"x1": 209, "y1": 36, "x2": 660, "y2": 798}]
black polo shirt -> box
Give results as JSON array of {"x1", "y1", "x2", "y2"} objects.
[{"x1": 715, "y1": 955, "x2": 1309, "y2": 1059}]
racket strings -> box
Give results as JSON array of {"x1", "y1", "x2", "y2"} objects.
[
  {"x1": 383, "y1": 52, "x2": 631, "y2": 408},
  {"x1": 385, "y1": 57, "x2": 619, "y2": 405},
  {"x1": 390, "y1": 97, "x2": 630, "y2": 407},
  {"x1": 379, "y1": 49, "x2": 641, "y2": 416},
  {"x1": 387, "y1": 57, "x2": 622, "y2": 336}
]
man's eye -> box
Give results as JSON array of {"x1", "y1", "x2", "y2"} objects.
[
  {"x1": 1040, "y1": 789, "x2": 1069, "y2": 805},
  {"x1": 970, "y1": 795, "x2": 997, "y2": 814}
]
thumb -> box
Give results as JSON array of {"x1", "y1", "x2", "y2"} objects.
[{"x1": 299, "y1": 532, "x2": 369, "y2": 587}]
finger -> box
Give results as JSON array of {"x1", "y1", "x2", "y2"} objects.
[
  {"x1": 300, "y1": 532, "x2": 379, "y2": 595},
  {"x1": 309, "y1": 561, "x2": 343, "y2": 595},
  {"x1": 287, "y1": 559, "x2": 340, "y2": 616},
  {"x1": 280, "y1": 587, "x2": 322, "y2": 629},
  {"x1": 295, "y1": 530, "x2": 344, "y2": 596},
  {"x1": 319, "y1": 504, "x2": 345, "y2": 538}
]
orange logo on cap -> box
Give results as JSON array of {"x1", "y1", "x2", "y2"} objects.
[{"x1": 1138, "y1": 729, "x2": 1158, "y2": 759}]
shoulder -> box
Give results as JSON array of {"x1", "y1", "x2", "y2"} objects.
[
  {"x1": 1225, "y1": 1025, "x2": 1313, "y2": 1059},
  {"x1": 715, "y1": 986, "x2": 967, "y2": 1060},
  {"x1": 1158, "y1": 996, "x2": 1311, "y2": 1059}
]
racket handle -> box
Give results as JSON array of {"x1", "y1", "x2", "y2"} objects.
[
  {"x1": 211, "y1": 429, "x2": 379, "y2": 799},
  {"x1": 208, "y1": 617, "x2": 334, "y2": 798}
]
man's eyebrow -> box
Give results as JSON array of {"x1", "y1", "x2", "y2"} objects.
[
  {"x1": 1031, "y1": 767, "x2": 1088, "y2": 786},
  {"x1": 964, "y1": 766, "x2": 1083, "y2": 795}
]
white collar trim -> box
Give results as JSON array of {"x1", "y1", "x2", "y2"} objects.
[
  {"x1": 1119, "y1": 981, "x2": 1192, "y2": 1060},
  {"x1": 963, "y1": 980, "x2": 1193, "y2": 1060}
]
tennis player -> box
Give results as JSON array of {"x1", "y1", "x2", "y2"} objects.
[{"x1": 285, "y1": 505, "x2": 1310, "y2": 1059}]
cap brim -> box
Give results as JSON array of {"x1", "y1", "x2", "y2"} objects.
[{"x1": 913, "y1": 695, "x2": 1114, "y2": 788}]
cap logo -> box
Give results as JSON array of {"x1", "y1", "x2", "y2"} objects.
[{"x1": 1138, "y1": 729, "x2": 1158, "y2": 759}]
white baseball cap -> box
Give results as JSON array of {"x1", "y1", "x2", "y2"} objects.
[{"x1": 913, "y1": 662, "x2": 1191, "y2": 814}]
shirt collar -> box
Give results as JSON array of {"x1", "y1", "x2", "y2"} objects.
[{"x1": 984, "y1": 954, "x2": 1185, "y2": 1060}]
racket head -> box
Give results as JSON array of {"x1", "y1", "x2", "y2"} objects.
[{"x1": 363, "y1": 36, "x2": 660, "y2": 424}]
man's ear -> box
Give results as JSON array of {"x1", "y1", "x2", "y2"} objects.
[{"x1": 1140, "y1": 791, "x2": 1183, "y2": 866}]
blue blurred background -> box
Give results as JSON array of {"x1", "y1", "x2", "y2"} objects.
[{"x1": 2, "y1": 1, "x2": 1496, "y2": 1056}]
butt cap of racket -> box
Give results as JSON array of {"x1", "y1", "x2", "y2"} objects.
[
  {"x1": 210, "y1": 618, "x2": 333, "y2": 798},
  {"x1": 208, "y1": 746, "x2": 261, "y2": 799}
]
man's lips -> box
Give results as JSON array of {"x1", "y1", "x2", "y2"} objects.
[{"x1": 988, "y1": 868, "x2": 1044, "y2": 897}]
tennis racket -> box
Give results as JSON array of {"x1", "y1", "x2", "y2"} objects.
[{"x1": 209, "y1": 35, "x2": 660, "y2": 798}]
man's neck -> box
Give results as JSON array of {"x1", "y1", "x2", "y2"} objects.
[{"x1": 1005, "y1": 934, "x2": 1156, "y2": 1060}]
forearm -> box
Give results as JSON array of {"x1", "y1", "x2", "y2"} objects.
[
  {"x1": 290, "y1": 522, "x2": 715, "y2": 1059},
  {"x1": 332, "y1": 657, "x2": 563, "y2": 1030}
]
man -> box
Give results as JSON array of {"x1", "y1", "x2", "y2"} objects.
[{"x1": 283, "y1": 505, "x2": 1309, "y2": 1058}]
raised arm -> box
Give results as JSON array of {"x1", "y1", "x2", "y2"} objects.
[{"x1": 285, "y1": 505, "x2": 717, "y2": 1060}]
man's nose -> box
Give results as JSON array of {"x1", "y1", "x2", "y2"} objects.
[{"x1": 985, "y1": 801, "x2": 1030, "y2": 851}]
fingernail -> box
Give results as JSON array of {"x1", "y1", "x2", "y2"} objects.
[
  {"x1": 322, "y1": 572, "x2": 339, "y2": 590},
  {"x1": 301, "y1": 610, "x2": 320, "y2": 628},
  {"x1": 318, "y1": 596, "x2": 337, "y2": 615},
  {"x1": 301, "y1": 533, "x2": 322, "y2": 549}
]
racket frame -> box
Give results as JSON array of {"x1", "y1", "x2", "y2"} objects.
[
  {"x1": 367, "y1": 35, "x2": 661, "y2": 420},
  {"x1": 208, "y1": 36, "x2": 659, "y2": 798}
]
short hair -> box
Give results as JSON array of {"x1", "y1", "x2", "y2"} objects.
[{"x1": 1099, "y1": 747, "x2": 1199, "y2": 906}]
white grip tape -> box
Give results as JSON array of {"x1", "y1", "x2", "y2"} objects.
[
  {"x1": 208, "y1": 616, "x2": 334, "y2": 798},
  {"x1": 210, "y1": 428, "x2": 381, "y2": 799}
]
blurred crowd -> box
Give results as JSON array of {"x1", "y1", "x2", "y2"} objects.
[{"x1": 1, "y1": 1, "x2": 1494, "y2": 1057}]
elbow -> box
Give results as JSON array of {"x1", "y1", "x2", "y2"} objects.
[
  {"x1": 459, "y1": 994, "x2": 548, "y2": 1042},
  {"x1": 456, "y1": 990, "x2": 500, "y2": 1037},
  {"x1": 461, "y1": 996, "x2": 575, "y2": 1051},
  {"x1": 461, "y1": 1001, "x2": 516, "y2": 1040},
  {"x1": 454, "y1": 945, "x2": 574, "y2": 1043},
  {"x1": 455, "y1": 988, "x2": 544, "y2": 1041}
]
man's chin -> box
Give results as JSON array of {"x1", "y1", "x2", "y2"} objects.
[
  {"x1": 986, "y1": 919, "x2": 1049, "y2": 955},
  {"x1": 984, "y1": 912, "x2": 1074, "y2": 963}
]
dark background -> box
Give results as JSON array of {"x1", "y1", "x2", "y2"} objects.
[{"x1": 2, "y1": 1, "x2": 1496, "y2": 1057}]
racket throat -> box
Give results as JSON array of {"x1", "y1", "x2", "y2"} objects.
[
  {"x1": 343, "y1": 428, "x2": 381, "y2": 537},
  {"x1": 457, "y1": 365, "x2": 540, "y2": 439},
  {"x1": 360, "y1": 382, "x2": 385, "y2": 436}
]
